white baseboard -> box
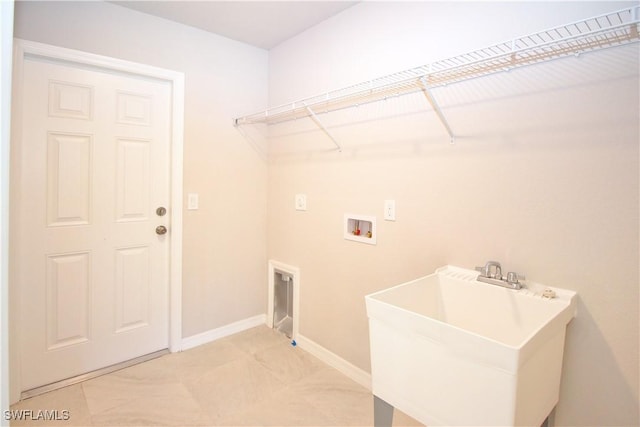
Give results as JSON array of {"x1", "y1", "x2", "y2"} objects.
[
  {"x1": 296, "y1": 334, "x2": 372, "y2": 391},
  {"x1": 181, "y1": 314, "x2": 266, "y2": 351}
]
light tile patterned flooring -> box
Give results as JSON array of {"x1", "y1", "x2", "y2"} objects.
[{"x1": 10, "y1": 326, "x2": 423, "y2": 426}]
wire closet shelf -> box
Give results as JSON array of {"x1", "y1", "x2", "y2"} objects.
[{"x1": 233, "y1": 6, "x2": 640, "y2": 143}]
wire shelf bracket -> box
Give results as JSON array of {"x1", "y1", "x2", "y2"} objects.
[
  {"x1": 234, "y1": 6, "x2": 640, "y2": 149},
  {"x1": 418, "y1": 77, "x2": 455, "y2": 144},
  {"x1": 304, "y1": 104, "x2": 342, "y2": 152}
]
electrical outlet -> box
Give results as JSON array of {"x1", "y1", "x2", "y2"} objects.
[
  {"x1": 295, "y1": 194, "x2": 307, "y2": 211},
  {"x1": 384, "y1": 200, "x2": 396, "y2": 221}
]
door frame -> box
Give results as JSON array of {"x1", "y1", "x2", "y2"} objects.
[{"x1": 9, "y1": 39, "x2": 184, "y2": 403}]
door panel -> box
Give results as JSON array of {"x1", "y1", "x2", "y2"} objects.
[
  {"x1": 48, "y1": 80, "x2": 93, "y2": 121},
  {"x1": 46, "y1": 132, "x2": 92, "y2": 226},
  {"x1": 115, "y1": 245, "x2": 150, "y2": 333},
  {"x1": 116, "y1": 91, "x2": 151, "y2": 126},
  {"x1": 45, "y1": 252, "x2": 91, "y2": 350},
  {"x1": 18, "y1": 56, "x2": 171, "y2": 391},
  {"x1": 116, "y1": 138, "x2": 150, "y2": 222}
]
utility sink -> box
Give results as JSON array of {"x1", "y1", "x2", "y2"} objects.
[{"x1": 365, "y1": 265, "x2": 577, "y2": 427}]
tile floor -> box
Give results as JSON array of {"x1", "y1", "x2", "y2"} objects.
[{"x1": 10, "y1": 326, "x2": 423, "y2": 426}]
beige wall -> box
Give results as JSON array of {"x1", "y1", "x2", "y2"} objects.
[
  {"x1": 268, "y1": 2, "x2": 639, "y2": 426},
  {"x1": 12, "y1": 1, "x2": 269, "y2": 338},
  {"x1": 10, "y1": 1, "x2": 640, "y2": 425}
]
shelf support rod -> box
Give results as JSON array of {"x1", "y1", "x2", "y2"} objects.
[
  {"x1": 419, "y1": 77, "x2": 455, "y2": 144},
  {"x1": 304, "y1": 104, "x2": 342, "y2": 152}
]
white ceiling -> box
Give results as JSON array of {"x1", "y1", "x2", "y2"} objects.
[{"x1": 111, "y1": 1, "x2": 358, "y2": 50}]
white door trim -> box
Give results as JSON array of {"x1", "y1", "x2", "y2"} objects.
[
  {"x1": 1, "y1": 0, "x2": 15, "y2": 418},
  {"x1": 9, "y1": 39, "x2": 184, "y2": 403}
]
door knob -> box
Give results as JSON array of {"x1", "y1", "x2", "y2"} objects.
[
  {"x1": 155, "y1": 225, "x2": 167, "y2": 235},
  {"x1": 156, "y1": 206, "x2": 167, "y2": 216}
]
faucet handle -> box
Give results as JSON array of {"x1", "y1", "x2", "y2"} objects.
[{"x1": 506, "y1": 272, "x2": 526, "y2": 284}]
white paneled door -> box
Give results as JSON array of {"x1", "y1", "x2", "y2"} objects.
[{"x1": 17, "y1": 55, "x2": 171, "y2": 391}]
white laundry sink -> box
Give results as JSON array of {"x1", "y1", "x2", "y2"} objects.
[{"x1": 365, "y1": 265, "x2": 577, "y2": 427}]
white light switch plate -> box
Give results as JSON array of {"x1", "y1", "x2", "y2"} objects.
[{"x1": 188, "y1": 193, "x2": 199, "y2": 210}]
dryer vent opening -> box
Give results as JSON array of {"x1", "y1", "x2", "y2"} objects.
[
  {"x1": 273, "y1": 270, "x2": 293, "y2": 338},
  {"x1": 268, "y1": 261, "x2": 299, "y2": 341}
]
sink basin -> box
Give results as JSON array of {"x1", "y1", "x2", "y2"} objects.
[{"x1": 365, "y1": 265, "x2": 577, "y2": 426}]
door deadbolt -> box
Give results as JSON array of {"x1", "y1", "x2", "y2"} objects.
[
  {"x1": 156, "y1": 207, "x2": 167, "y2": 216},
  {"x1": 155, "y1": 225, "x2": 167, "y2": 235}
]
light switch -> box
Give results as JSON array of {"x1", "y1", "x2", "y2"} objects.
[
  {"x1": 187, "y1": 193, "x2": 199, "y2": 210},
  {"x1": 384, "y1": 200, "x2": 396, "y2": 221},
  {"x1": 295, "y1": 194, "x2": 307, "y2": 211}
]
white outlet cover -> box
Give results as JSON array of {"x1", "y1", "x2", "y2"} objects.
[
  {"x1": 295, "y1": 194, "x2": 307, "y2": 211},
  {"x1": 384, "y1": 199, "x2": 396, "y2": 221}
]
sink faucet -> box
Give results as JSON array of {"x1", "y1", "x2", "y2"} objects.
[
  {"x1": 475, "y1": 261, "x2": 523, "y2": 290},
  {"x1": 481, "y1": 261, "x2": 502, "y2": 279}
]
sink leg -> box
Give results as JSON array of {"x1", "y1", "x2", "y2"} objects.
[
  {"x1": 373, "y1": 395, "x2": 394, "y2": 427},
  {"x1": 542, "y1": 407, "x2": 556, "y2": 427}
]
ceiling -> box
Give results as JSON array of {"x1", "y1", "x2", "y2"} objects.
[{"x1": 111, "y1": 1, "x2": 358, "y2": 50}]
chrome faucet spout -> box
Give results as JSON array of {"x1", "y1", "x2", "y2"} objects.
[
  {"x1": 476, "y1": 261, "x2": 523, "y2": 290},
  {"x1": 482, "y1": 261, "x2": 502, "y2": 279}
]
